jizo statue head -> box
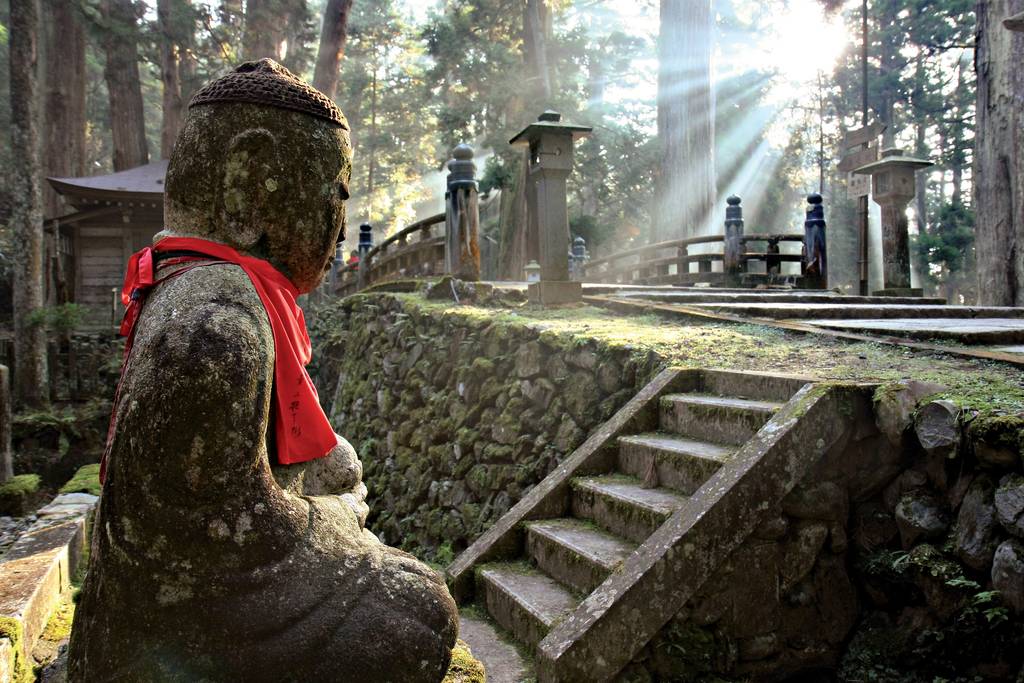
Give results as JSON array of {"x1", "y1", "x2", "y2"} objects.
[{"x1": 162, "y1": 59, "x2": 352, "y2": 292}]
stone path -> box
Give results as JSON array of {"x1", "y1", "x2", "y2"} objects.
[{"x1": 458, "y1": 611, "x2": 533, "y2": 683}]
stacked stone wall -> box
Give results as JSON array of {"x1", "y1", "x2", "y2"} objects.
[
  {"x1": 311, "y1": 294, "x2": 661, "y2": 560},
  {"x1": 620, "y1": 385, "x2": 1024, "y2": 682},
  {"x1": 311, "y1": 293, "x2": 1024, "y2": 680}
]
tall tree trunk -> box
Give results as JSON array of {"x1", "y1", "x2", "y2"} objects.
[
  {"x1": 312, "y1": 0, "x2": 354, "y2": 100},
  {"x1": 158, "y1": 0, "x2": 185, "y2": 158},
  {"x1": 523, "y1": 0, "x2": 552, "y2": 102},
  {"x1": 497, "y1": 0, "x2": 552, "y2": 279},
  {"x1": 9, "y1": 0, "x2": 50, "y2": 408},
  {"x1": 366, "y1": 67, "x2": 378, "y2": 220},
  {"x1": 974, "y1": 0, "x2": 1024, "y2": 306},
  {"x1": 41, "y1": 0, "x2": 87, "y2": 307},
  {"x1": 42, "y1": 0, "x2": 86, "y2": 218},
  {"x1": 654, "y1": 0, "x2": 716, "y2": 240},
  {"x1": 913, "y1": 120, "x2": 928, "y2": 291},
  {"x1": 101, "y1": 0, "x2": 150, "y2": 171},
  {"x1": 244, "y1": 0, "x2": 285, "y2": 61}
]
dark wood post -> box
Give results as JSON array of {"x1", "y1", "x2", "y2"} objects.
[
  {"x1": 445, "y1": 144, "x2": 481, "y2": 281},
  {"x1": 724, "y1": 195, "x2": 744, "y2": 286},
  {"x1": 356, "y1": 222, "x2": 373, "y2": 290},
  {"x1": 0, "y1": 365, "x2": 11, "y2": 482},
  {"x1": 802, "y1": 193, "x2": 828, "y2": 289},
  {"x1": 766, "y1": 238, "x2": 782, "y2": 277}
]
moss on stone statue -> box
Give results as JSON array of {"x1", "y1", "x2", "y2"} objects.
[
  {"x1": 59, "y1": 463, "x2": 102, "y2": 496},
  {"x1": 442, "y1": 640, "x2": 486, "y2": 683}
]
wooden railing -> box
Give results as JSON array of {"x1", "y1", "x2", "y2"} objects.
[
  {"x1": 334, "y1": 212, "x2": 446, "y2": 297},
  {"x1": 581, "y1": 233, "x2": 810, "y2": 287}
]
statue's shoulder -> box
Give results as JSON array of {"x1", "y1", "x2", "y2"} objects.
[{"x1": 136, "y1": 262, "x2": 274, "y2": 362}]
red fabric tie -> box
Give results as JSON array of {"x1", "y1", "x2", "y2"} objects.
[{"x1": 101, "y1": 237, "x2": 336, "y2": 482}]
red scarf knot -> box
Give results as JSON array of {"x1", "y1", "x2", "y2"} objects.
[{"x1": 102, "y1": 237, "x2": 336, "y2": 483}]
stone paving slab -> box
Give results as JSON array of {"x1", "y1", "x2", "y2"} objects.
[
  {"x1": 696, "y1": 303, "x2": 1024, "y2": 320},
  {"x1": 797, "y1": 318, "x2": 1024, "y2": 344},
  {"x1": 613, "y1": 291, "x2": 948, "y2": 306},
  {"x1": 995, "y1": 345, "x2": 1024, "y2": 355},
  {"x1": 0, "y1": 493, "x2": 96, "y2": 680},
  {"x1": 458, "y1": 612, "x2": 533, "y2": 683}
]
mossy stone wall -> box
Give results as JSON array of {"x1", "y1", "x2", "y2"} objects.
[{"x1": 311, "y1": 293, "x2": 662, "y2": 561}]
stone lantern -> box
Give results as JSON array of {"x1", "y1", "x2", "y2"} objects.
[
  {"x1": 854, "y1": 148, "x2": 932, "y2": 295},
  {"x1": 510, "y1": 111, "x2": 592, "y2": 305}
]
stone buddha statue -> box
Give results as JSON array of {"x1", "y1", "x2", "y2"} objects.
[{"x1": 68, "y1": 60, "x2": 458, "y2": 682}]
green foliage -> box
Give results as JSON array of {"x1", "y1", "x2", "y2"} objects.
[
  {"x1": 26, "y1": 303, "x2": 85, "y2": 333},
  {"x1": 0, "y1": 473, "x2": 41, "y2": 498}
]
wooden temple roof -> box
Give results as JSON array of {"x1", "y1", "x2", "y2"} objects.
[{"x1": 47, "y1": 160, "x2": 167, "y2": 212}]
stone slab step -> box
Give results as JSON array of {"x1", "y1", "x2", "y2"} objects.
[
  {"x1": 458, "y1": 610, "x2": 534, "y2": 683},
  {"x1": 477, "y1": 563, "x2": 579, "y2": 650},
  {"x1": 525, "y1": 518, "x2": 636, "y2": 594},
  {"x1": 570, "y1": 475, "x2": 687, "y2": 543},
  {"x1": 614, "y1": 290, "x2": 947, "y2": 306},
  {"x1": 660, "y1": 394, "x2": 781, "y2": 445},
  {"x1": 798, "y1": 318, "x2": 1024, "y2": 345},
  {"x1": 698, "y1": 369, "x2": 812, "y2": 403},
  {"x1": 618, "y1": 433, "x2": 731, "y2": 495},
  {"x1": 690, "y1": 302, "x2": 1024, "y2": 320}
]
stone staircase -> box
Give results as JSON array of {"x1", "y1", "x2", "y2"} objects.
[{"x1": 448, "y1": 368, "x2": 863, "y2": 681}]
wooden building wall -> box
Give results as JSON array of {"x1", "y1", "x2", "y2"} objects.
[{"x1": 70, "y1": 211, "x2": 162, "y2": 323}]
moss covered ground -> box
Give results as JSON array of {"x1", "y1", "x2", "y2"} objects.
[{"x1": 395, "y1": 295, "x2": 1024, "y2": 414}]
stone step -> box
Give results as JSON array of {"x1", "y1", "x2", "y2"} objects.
[
  {"x1": 525, "y1": 518, "x2": 636, "y2": 594},
  {"x1": 613, "y1": 290, "x2": 947, "y2": 306},
  {"x1": 476, "y1": 563, "x2": 579, "y2": 651},
  {"x1": 617, "y1": 433, "x2": 732, "y2": 495},
  {"x1": 570, "y1": 475, "x2": 687, "y2": 543},
  {"x1": 690, "y1": 302, "x2": 1024, "y2": 320},
  {"x1": 458, "y1": 609, "x2": 534, "y2": 683},
  {"x1": 660, "y1": 394, "x2": 780, "y2": 445},
  {"x1": 698, "y1": 369, "x2": 812, "y2": 403}
]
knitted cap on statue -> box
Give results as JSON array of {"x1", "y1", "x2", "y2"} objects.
[{"x1": 67, "y1": 60, "x2": 458, "y2": 683}]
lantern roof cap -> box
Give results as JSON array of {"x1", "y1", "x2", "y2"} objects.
[
  {"x1": 853, "y1": 147, "x2": 933, "y2": 175},
  {"x1": 510, "y1": 111, "x2": 592, "y2": 146},
  {"x1": 1005, "y1": 10, "x2": 1024, "y2": 31}
]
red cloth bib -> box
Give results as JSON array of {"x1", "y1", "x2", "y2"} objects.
[{"x1": 101, "y1": 237, "x2": 336, "y2": 483}]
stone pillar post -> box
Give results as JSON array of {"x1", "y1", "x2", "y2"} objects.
[
  {"x1": 802, "y1": 193, "x2": 828, "y2": 289},
  {"x1": 445, "y1": 144, "x2": 481, "y2": 281},
  {"x1": 723, "y1": 196, "x2": 744, "y2": 286},
  {"x1": 510, "y1": 111, "x2": 592, "y2": 305},
  {"x1": 0, "y1": 365, "x2": 11, "y2": 482},
  {"x1": 854, "y1": 148, "x2": 931, "y2": 295}
]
